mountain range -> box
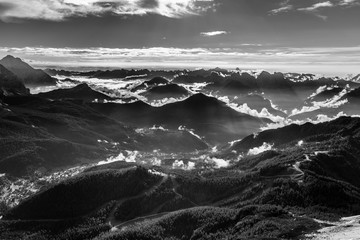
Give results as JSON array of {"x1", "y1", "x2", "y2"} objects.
[{"x1": 1, "y1": 56, "x2": 360, "y2": 239}]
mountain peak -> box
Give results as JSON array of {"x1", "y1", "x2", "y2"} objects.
[
  {"x1": 73, "y1": 82, "x2": 92, "y2": 90},
  {"x1": 0, "y1": 55, "x2": 35, "y2": 71},
  {"x1": 36, "y1": 83, "x2": 113, "y2": 102},
  {"x1": 2, "y1": 55, "x2": 18, "y2": 60},
  {"x1": 0, "y1": 55, "x2": 56, "y2": 86},
  {"x1": 1, "y1": 55, "x2": 27, "y2": 65},
  {"x1": 182, "y1": 93, "x2": 221, "y2": 107},
  {"x1": 2, "y1": 54, "x2": 25, "y2": 61},
  {"x1": 148, "y1": 77, "x2": 169, "y2": 85},
  {"x1": 2, "y1": 55, "x2": 17, "y2": 60},
  {"x1": 258, "y1": 71, "x2": 272, "y2": 79}
]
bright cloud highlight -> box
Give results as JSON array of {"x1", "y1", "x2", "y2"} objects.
[{"x1": 200, "y1": 31, "x2": 228, "y2": 37}]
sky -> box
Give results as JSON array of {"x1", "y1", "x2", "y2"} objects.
[{"x1": 0, "y1": 0, "x2": 359, "y2": 75}]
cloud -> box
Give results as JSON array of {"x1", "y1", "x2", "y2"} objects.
[
  {"x1": 290, "y1": 87, "x2": 349, "y2": 116},
  {"x1": 339, "y1": 0, "x2": 360, "y2": 6},
  {"x1": 97, "y1": 150, "x2": 139, "y2": 165},
  {"x1": 298, "y1": 1, "x2": 334, "y2": 11},
  {"x1": 270, "y1": 0, "x2": 360, "y2": 20},
  {"x1": 308, "y1": 85, "x2": 328, "y2": 99},
  {"x1": 261, "y1": 111, "x2": 360, "y2": 131},
  {"x1": 0, "y1": 46, "x2": 210, "y2": 59},
  {"x1": 231, "y1": 103, "x2": 284, "y2": 122},
  {"x1": 210, "y1": 157, "x2": 230, "y2": 168},
  {"x1": 240, "y1": 43, "x2": 263, "y2": 47},
  {"x1": 178, "y1": 125, "x2": 204, "y2": 140},
  {"x1": 215, "y1": 95, "x2": 285, "y2": 122},
  {"x1": 247, "y1": 142, "x2": 273, "y2": 156},
  {"x1": 269, "y1": 5, "x2": 293, "y2": 14},
  {"x1": 200, "y1": 30, "x2": 228, "y2": 37},
  {"x1": 297, "y1": 1, "x2": 334, "y2": 20},
  {"x1": 3, "y1": 45, "x2": 360, "y2": 62},
  {"x1": 0, "y1": 0, "x2": 215, "y2": 22},
  {"x1": 138, "y1": 0, "x2": 159, "y2": 9},
  {"x1": 150, "y1": 97, "x2": 188, "y2": 106},
  {"x1": 172, "y1": 160, "x2": 196, "y2": 170},
  {"x1": 178, "y1": 82, "x2": 210, "y2": 93},
  {"x1": 269, "y1": 0, "x2": 293, "y2": 14},
  {"x1": 149, "y1": 125, "x2": 169, "y2": 131}
]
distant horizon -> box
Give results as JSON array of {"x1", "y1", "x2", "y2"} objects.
[{"x1": 0, "y1": 51, "x2": 358, "y2": 78}]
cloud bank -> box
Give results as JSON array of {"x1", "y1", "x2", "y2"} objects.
[
  {"x1": 0, "y1": 0, "x2": 215, "y2": 22},
  {"x1": 1, "y1": 45, "x2": 360, "y2": 75},
  {"x1": 290, "y1": 87, "x2": 349, "y2": 116},
  {"x1": 200, "y1": 31, "x2": 228, "y2": 37},
  {"x1": 247, "y1": 142, "x2": 274, "y2": 156}
]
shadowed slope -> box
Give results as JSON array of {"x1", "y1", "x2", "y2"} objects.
[
  {"x1": 36, "y1": 83, "x2": 114, "y2": 102},
  {"x1": 0, "y1": 55, "x2": 56, "y2": 86},
  {"x1": 90, "y1": 93, "x2": 271, "y2": 144}
]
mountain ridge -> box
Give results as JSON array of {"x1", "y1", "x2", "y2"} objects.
[
  {"x1": 0, "y1": 55, "x2": 57, "y2": 86},
  {"x1": 36, "y1": 83, "x2": 114, "y2": 102},
  {"x1": 90, "y1": 93, "x2": 271, "y2": 144}
]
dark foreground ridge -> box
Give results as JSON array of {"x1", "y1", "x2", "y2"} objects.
[{"x1": 2, "y1": 116, "x2": 360, "y2": 239}]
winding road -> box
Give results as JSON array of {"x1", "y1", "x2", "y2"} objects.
[{"x1": 291, "y1": 154, "x2": 313, "y2": 183}]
